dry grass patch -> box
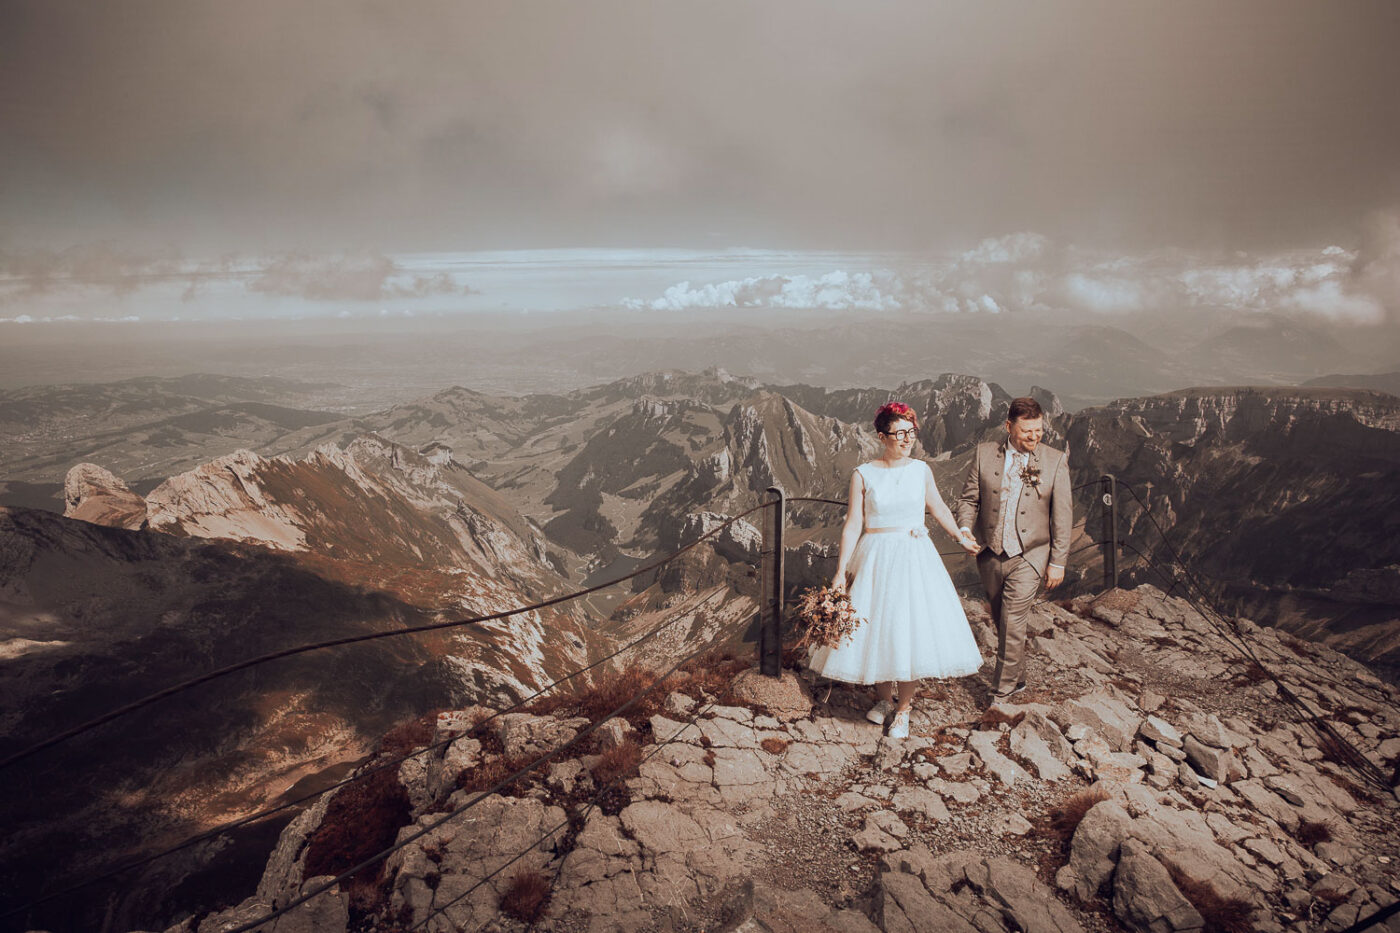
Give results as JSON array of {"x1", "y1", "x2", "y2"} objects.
[
  {"x1": 304, "y1": 765, "x2": 411, "y2": 911},
  {"x1": 1232, "y1": 662, "x2": 1270, "y2": 687},
  {"x1": 760, "y1": 737, "x2": 789, "y2": 755},
  {"x1": 1165, "y1": 865, "x2": 1254, "y2": 933},
  {"x1": 379, "y1": 710, "x2": 441, "y2": 757},
  {"x1": 1293, "y1": 819, "x2": 1333, "y2": 847},
  {"x1": 978, "y1": 707, "x2": 1026, "y2": 731},
  {"x1": 456, "y1": 750, "x2": 544, "y2": 797},
  {"x1": 499, "y1": 869, "x2": 552, "y2": 924},
  {"x1": 524, "y1": 664, "x2": 668, "y2": 726},
  {"x1": 591, "y1": 739, "x2": 643, "y2": 786},
  {"x1": 1045, "y1": 786, "x2": 1111, "y2": 850}
]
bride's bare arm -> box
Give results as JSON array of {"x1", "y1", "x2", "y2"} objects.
[
  {"x1": 831, "y1": 470, "x2": 864, "y2": 589},
  {"x1": 926, "y1": 464, "x2": 976, "y2": 550}
]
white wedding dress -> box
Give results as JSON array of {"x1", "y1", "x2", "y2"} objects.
[{"x1": 809, "y1": 460, "x2": 984, "y2": 684}]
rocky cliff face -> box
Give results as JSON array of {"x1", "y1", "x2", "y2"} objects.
[
  {"x1": 0, "y1": 506, "x2": 446, "y2": 933},
  {"x1": 173, "y1": 585, "x2": 1400, "y2": 933},
  {"x1": 1064, "y1": 386, "x2": 1400, "y2": 676},
  {"x1": 63, "y1": 461, "x2": 147, "y2": 529},
  {"x1": 773, "y1": 373, "x2": 1063, "y2": 457}
]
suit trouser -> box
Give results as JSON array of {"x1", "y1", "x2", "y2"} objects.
[{"x1": 977, "y1": 550, "x2": 1042, "y2": 693}]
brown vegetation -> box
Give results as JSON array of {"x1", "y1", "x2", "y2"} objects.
[
  {"x1": 379, "y1": 710, "x2": 442, "y2": 757},
  {"x1": 591, "y1": 739, "x2": 643, "y2": 786},
  {"x1": 1232, "y1": 662, "x2": 1270, "y2": 686},
  {"x1": 499, "y1": 869, "x2": 552, "y2": 924},
  {"x1": 760, "y1": 737, "x2": 790, "y2": 755},
  {"x1": 456, "y1": 750, "x2": 544, "y2": 797},
  {"x1": 1293, "y1": 819, "x2": 1333, "y2": 847},
  {"x1": 304, "y1": 765, "x2": 412, "y2": 910},
  {"x1": 1165, "y1": 864, "x2": 1254, "y2": 933},
  {"x1": 978, "y1": 707, "x2": 1026, "y2": 730}
]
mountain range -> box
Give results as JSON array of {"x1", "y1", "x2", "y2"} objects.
[{"x1": 2, "y1": 365, "x2": 1398, "y2": 929}]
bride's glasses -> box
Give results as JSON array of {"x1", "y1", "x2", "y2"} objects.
[{"x1": 879, "y1": 429, "x2": 917, "y2": 441}]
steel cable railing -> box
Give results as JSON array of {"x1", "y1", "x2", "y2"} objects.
[
  {"x1": 1113, "y1": 484, "x2": 1393, "y2": 793},
  {"x1": 0, "y1": 588, "x2": 730, "y2": 923},
  {"x1": 221, "y1": 624, "x2": 742, "y2": 933},
  {"x1": 407, "y1": 690, "x2": 730, "y2": 931},
  {"x1": 0, "y1": 502, "x2": 777, "y2": 772},
  {"x1": 244, "y1": 525, "x2": 1125, "y2": 931},
  {"x1": 22, "y1": 469, "x2": 1391, "y2": 932}
]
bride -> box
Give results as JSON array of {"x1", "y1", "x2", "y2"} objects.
[{"x1": 808, "y1": 402, "x2": 984, "y2": 738}]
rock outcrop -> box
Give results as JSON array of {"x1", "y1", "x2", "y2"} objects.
[
  {"x1": 182, "y1": 585, "x2": 1400, "y2": 933},
  {"x1": 62, "y1": 461, "x2": 147, "y2": 530}
]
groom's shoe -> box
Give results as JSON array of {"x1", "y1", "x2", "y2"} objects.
[
  {"x1": 992, "y1": 681, "x2": 1028, "y2": 701},
  {"x1": 866, "y1": 699, "x2": 893, "y2": 725}
]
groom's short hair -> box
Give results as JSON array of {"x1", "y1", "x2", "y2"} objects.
[{"x1": 1007, "y1": 397, "x2": 1044, "y2": 423}]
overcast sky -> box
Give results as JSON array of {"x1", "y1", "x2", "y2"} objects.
[{"x1": 3, "y1": 0, "x2": 1398, "y2": 256}]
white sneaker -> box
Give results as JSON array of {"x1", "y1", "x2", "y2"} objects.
[
  {"x1": 887, "y1": 708, "x2": 911, "y2": 739},
  {"x1": 866, "y1": 699, "x2": 893, "y2": 725}
]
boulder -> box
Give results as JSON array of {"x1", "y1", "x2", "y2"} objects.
[
  {"x1": 1112, "y1": 839, "x2": 1205, "y2": 933},
  {"x1": 1140, "y1": 716, "x2": 1184, "y2": 748},
  {"x1": 1057, "y1": 800, "x2": 1132, "y2": 901},
  {"x1": 715, "y1": 880, "x2": 880, "y2": 933},
  {"x1": 1055, "y1": 691, "x2": 1143, "y2": 752},
  {"x1": 727, "y1": 668, "x2": 814, "y2": 721},
  {"x1": 1182, "y1": 735, "x2": 1234, "y2": 784},
  {"x1": 892, "y1": 787, "x2": 950, "y2": 821}
]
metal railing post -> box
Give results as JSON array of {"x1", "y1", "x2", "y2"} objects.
[
  {"x1": 1100, "y1": 474, "x2": 1119, "y2": 590},
  {"x1": 761, "y1": 485, "x2": 786, "y2": 677}
]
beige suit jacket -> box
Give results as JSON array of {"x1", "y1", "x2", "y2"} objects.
[{"x1": 955, "y1": 440, "x2": 1072, "y2": 575}]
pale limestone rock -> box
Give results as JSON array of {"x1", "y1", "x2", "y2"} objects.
[
  {"x1": 905, "y1": 777, "x2": 965, "y2": 808},
  {"x1": 1058, "y1": 800, "x2": 1132, "y2": 900},
  {"x1": 493, "y1": 712, "x2": 589, "y2": 757},
  {"x1": 921, "y1": 850, "x2": 1087, "y2": 933},
  {"x1": 1140, "y1": 715, "x2": 1184, "y2": 748},
  {"x1": 1055, "y1": 690, "x2": 1143, "y2": 752},
  {"x1": 1112, "y1": 839, "x2": 1205, "y2": 933},
  {"x1": 854, "y1": 816, "x2": 907, "y2": 853},
  {"x1": 1232, "y1": 780, "x2": 1302, "y2": 831},
  {"x1": 386, "y1": 794, "x2": 565, "y2": 932},
  {"x1": 938, "y1": 752, "x2": 974, "y2": 776},
  {"x1": 665, "y1": 691, "x2": 697, "y2": 717},
  {"x1": 595, "y1": 718, "x2": 628, "y2": 750},
  {"x1": 968, "y1": 730, "x2": 1033, "y2": 786},
  {"x1": 836, "y1": 791, "x2": 880, "y2": 811},
  {"x1": 254, "y1": 794, "x2": 335, "y2": 908},
  {"x1": 648, "y1": 712, "x2": 702, "y2": 744},
  {"x1": 714, "y1": 880, "x2": 880, "y2": 933},
  {"x1": 877, "y1": 870, "x2": 978, "y2": 933},
  {"x1": 892, "y1": 787, "x2": 950, "y2": 821},
  {"x1": 1182, "y1": 735, "x2": 1234, "y2": 784},
  {"x1": 1011, "y1": 715, "x2": 1074, "y2": 781},
  {"x1": 64, "y1": 462, "x2": 147, "y2": 530}
]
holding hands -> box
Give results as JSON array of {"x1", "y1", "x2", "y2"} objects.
[{"x1": 956, "y1": 528, "x2": 981, "y2": 555}]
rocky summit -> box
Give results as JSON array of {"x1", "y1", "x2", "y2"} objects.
[{"x1": 176, "y1": 585, "x2": 1400, "y2": 933}]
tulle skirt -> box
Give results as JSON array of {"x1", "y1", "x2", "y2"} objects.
[{"x1": 808, "y1": 530, "x2": 984, "y2": 685}]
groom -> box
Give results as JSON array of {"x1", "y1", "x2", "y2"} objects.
[{"x1": 955, "y1": 397, "x2": 1072, "y2": 700}]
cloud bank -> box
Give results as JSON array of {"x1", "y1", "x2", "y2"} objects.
[
  {"x1": 622, "y1": 219, "x2": 1400, "y2": 326},
  {"x1": 0, "y1": 248, "x2": 472, "y2": 306}
]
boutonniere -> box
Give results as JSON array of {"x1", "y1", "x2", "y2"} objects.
[{"x1": 1019, "y1": 463, "x2": 1041, "y2": 490}]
